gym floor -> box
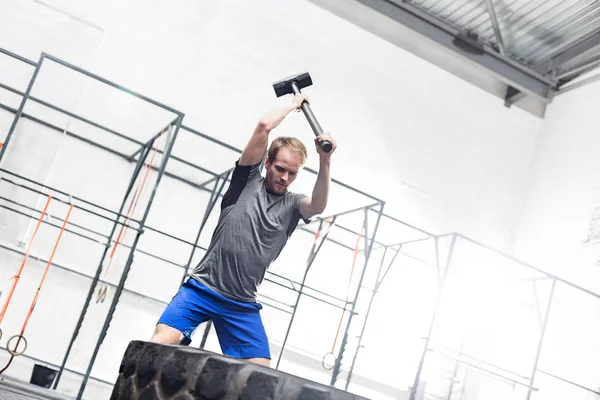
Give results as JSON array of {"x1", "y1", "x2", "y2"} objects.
[{"x1": 0, "y1": 379, "x2": 72, "y2": 400}]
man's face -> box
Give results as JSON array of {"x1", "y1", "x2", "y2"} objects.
[{"x1": 265, "y1": 146, "x2": 302, "y2": 194}]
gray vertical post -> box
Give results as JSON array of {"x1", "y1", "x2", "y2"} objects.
[
  {"x1": 445, "y1": 340, "x2": 464, "y2": 399},
  {"x1": 0, "y1": 54, "x2": 44, "y2": 164},
  {"x1": 409, "y1": 234, "x2": 457, "y2": 400},
  {"x1": 526, "y1": 279, "x2": 556, "y2": 400},
  {"x1": 179, "y1": 170, "x2": 230, "y2": 289},
  {"x1": 344, "y1": 244, "x2": 402, "y2": 390},
  {"x1": 53, "y1": 141, "x2": 153, "y2": 389},
  {"x1": 275, "y1": 218, "x2": 334, "y2": 369},
  {"x1": 76, "y1": 116, "x2": 183, "y2": 399},
  {"x1": 330, "y1": 203, "x2": 385, "y2": 387},
  {"x1": 199, "y1": 320, "x2": 213, "y2": 349}
]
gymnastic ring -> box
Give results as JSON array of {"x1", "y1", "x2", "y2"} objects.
[
  {"x1": 7, "y1": 334, "x2": 27, "y2": 356},
  {"x1": 321, "y1": 352, "x2": 336, "y2": 370}
]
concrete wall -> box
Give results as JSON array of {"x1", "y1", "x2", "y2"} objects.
[{"x1": 0, "y1": 0, "x2": 554, "y2": 399}]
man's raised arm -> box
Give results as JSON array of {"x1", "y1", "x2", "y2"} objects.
[
  {"x1": 239, "y1": 94, "x2": 309, "y2": 166},
  {"x1": 300, "y1": 132, "x2": 337, "y2": 220}
]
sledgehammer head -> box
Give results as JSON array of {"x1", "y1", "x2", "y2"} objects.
[{"x1": 273, "y1": 72, "x2": 313, "y2": 97}]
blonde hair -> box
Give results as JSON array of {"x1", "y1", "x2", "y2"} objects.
[{"x1": 267, "y1": 137, "x2": 307, "y2": 166}]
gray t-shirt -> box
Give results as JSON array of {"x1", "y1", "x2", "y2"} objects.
[{"x1": 190, "y1": 160, "x2": 308, "y2": 302}]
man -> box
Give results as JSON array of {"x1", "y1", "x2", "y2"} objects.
[{"x1": 151, "y1": 93, "x2": 336, "y2": 367}]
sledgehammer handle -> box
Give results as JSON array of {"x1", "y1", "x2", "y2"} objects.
[{"x1": 291, "y1": 82, "x2": 332, "y2": 153}]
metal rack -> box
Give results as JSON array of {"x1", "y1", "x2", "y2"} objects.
[{"x1": 0, "y1": 47, "x2": 392, "y2": 399}]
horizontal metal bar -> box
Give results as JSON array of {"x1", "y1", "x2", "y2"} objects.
[
  {"x1": 298, "y1": 225, "x2": 358, "y2": 252},
  {"x1": 256, "y1": 293, "x2": 295, "y2": 309},
  {"x1": 0, "y1": 202, "x2": 181, "y2": 269},
  {"x1": 143, "y1": 225, "x2": 208, "y2": 252},
  {"x1": 262, "y1": 276, "x2": 356, "y2": 313},
  {"x1": 258, "y1": 300, "x2": 294, "y2": 315},
  {"x1": 181, "y1": 125, "x2": 244, "y2": 154},
  {"x1": 432, "y1": 350, "x2": 537, "y2": 390},
  {"x1": 0, "y1": 164, "x2": 134, "y2": 223},
  {"x1": 537, "y1": 29, "x2": 600, "y2": 71},
  {"x1": 0, "y1": 100, "x2": 229, "y2": 220},
  {"x1": 0, "y1": 203, "x2": 105, "y2": 245},
  {"x1": 0, "y1": 195, "x2": 108, "y2": 240},
  {"x1": 0, "y1": 47, "x2": 37, "y2": 66},
  {"x1": 0, "y1": 101, "x2": 136, "y2": 163},
  {"x1": 319, "y1": 202, "x2": 379, "y2": 222},
  {"x1": 303, "y1": 165, "x2": 384, "y2": 203},
  {"x1": 267, "y1": 271, "x2": 349, "y2": 304},
  {"x1": 193, "y1": 169, "x2": 234, "y2": 192},
  {"x1": 433, "y1": 342, "x2": 530, "y2": 381},
  {"x1": 557, "y1": 72, "x2": 600, "y2": 95},
  {"x1": 0, "y1": 90, "x2": 221, "y2": 182},
  {"x1": 537, "y1": 369, "x2": 600, "y2": 396},
  {"x1": 381, "y1": 212, "x2": 436, "y2": 237},
  {"x1": 0, "y1": 243, "x2": 171, "y2": 308},
  {"x1": 0, "y1": 344, "x2": 114, "y2": 387},
  {"x1": 41, "y1": 53, "x2": 183, "y2": 116},
  {"x1": 182, "y1": 124, "x2": 384, "y2": 204},
  {"x1": 349, "y1": 0, "x2": 556, "y2": 101},
  {"x1": 454, "y1": 233, "x2": 600, "y2": 301},
  {"x1": 380, "y1": 234, "x2": 436, "y2": 249},
  {"x1": 135, "y1": 149, "x2": 220, "y2": 178},
  {"x1": 396, "y1": 250, "x2": 438, "y2": 270},
  {"x1": 1, "y1": 96, "x2": 380, "y2": 242},
  {"x1": 0, "y1": 81, "x2": 142, "y2": 147},
  {"x1": 129, "y1": 118, "x2": 178, "y2": 159},
  {"x1": 0, "y1": 176, "x2": 139, "y2": 231},
  {"x1": 557, "y1": 57, "x2": 600, "y2": 80}
]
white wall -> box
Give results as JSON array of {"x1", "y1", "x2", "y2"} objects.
[
  {"x1": 514, "y1": 78, "x2": 600, "y2": 290},
  {"x1": 0, "y1": 0, "x2": 543, "y2": 249},
  {"x1": 0, "y1": 0, "x2": 552, "y2": 399},
  {"x1": 512, "y1": 77, "x2": 600, "y2": 398}
]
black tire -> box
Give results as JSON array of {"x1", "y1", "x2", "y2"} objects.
[{"x1": 110, "y1": 341, "x2": 368, "y2": 400}]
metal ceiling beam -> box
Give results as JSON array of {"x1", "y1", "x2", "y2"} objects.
[
  {"x1": 557, "y1": 57, "x2": 600, "y2": 80},
  {"x1": 352, "y1": 0, "x2": 557, "y2": 102},
  {"x1": 541, "y1": 31, "x2": 600, "y2": 74},
  {"x1": 557, "y1": 71, "x2": 600, "y2": 96},
  {"x1": 484, "y1": 0, "x2": 507, "y2": 56},
  {"x1": 504, "y1": 86, "x2": 526, "y2": 107}
]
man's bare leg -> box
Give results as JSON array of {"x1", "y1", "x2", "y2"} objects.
[
  {"x1": 151, "y1": 325, "x2": 270, "y2": 368},
  {"x1": 150, "y1": 323, "x2": 184, "y2": 344},
  {"x1": 244, "y1": 358, "x2": 270, "y2": 367}
]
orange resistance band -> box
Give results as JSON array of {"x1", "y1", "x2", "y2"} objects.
[
  {"x1": 102, "y1": 141, "x2": 161, "y2": 277},
  {"x1": 4, "y1": 203, "x2": 74, "y2": 359},
  {"x1": 96, "y1": 138, "x2": 163, "y2": 303},
  {"x1": 110, "y1": 144, "x2": 159, "y2": 259},
  {"x1": 0, "y1": 195, "x2": 52, "y2": 325},
  {"x1": 306, "y1": 216, "x2": 335, "y2": 265},
  {"x1": 330, "y1": 210, "x2": 365, "y2": 353}
]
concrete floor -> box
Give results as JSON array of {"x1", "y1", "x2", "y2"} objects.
[{"x1": 0, "y1": 379, "x2": 73, "y2": 400}]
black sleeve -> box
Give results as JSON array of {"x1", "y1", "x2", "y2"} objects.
[
  {"x1": 286, "y1": 209, "x2": 311, "y2": 237},
  {"x1": 221, "y1": 160, "x2": 261, "y2": 210},
  {"x1": 286, "y1": 194, "x2": 311, "y2": 237}
]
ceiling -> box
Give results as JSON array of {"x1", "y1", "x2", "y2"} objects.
[{"x1": 309, "y1": 0, "x2": 600, "y2": 117}]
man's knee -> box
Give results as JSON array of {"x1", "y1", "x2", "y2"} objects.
[
  {"x1": 245, "y1": 358, "x2": 271, "y2": 368},
  {"x1": 150, "y1": 323, "x2": 184, "y2": 345}
]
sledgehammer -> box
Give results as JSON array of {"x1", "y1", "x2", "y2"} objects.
[{"x1": 272, "y1": 72, "x2": 333, "y2": 153}]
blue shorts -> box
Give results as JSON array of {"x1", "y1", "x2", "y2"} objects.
[{"x1": 157, "y1": 278, "x2": 270, "y2": 359}]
